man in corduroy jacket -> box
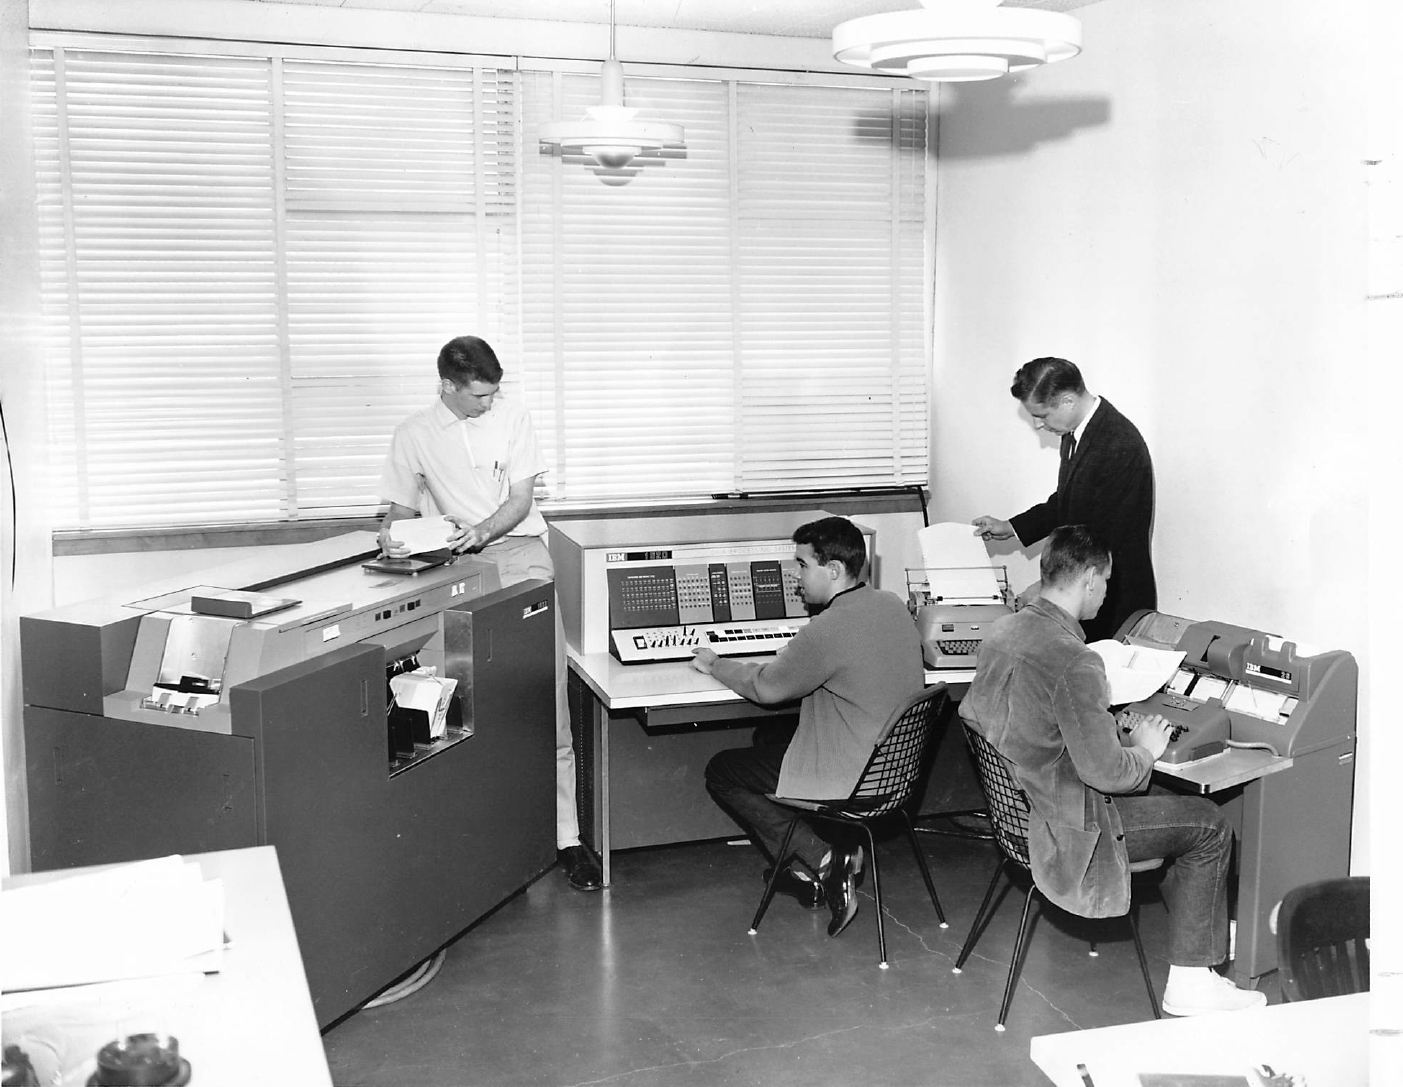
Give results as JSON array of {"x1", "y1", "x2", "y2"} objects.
[{"x1": 960, "y1": 525, "x2": 1266, "y2": 1017}]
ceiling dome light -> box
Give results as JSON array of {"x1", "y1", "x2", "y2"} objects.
[
  {"x1": 833, "y1": 0, "x2": 1082, "y2": 84},
  {"x1": 539, "y1": 2, "x2": 685, "y2": 179}
]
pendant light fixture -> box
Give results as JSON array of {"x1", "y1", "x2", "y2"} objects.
[
  {"x1": 539, "y1": 0, "x2": 685, "y2": 182},
  {"x1": 833, "y1": 0, "x2": 1082, "y2": 84}
]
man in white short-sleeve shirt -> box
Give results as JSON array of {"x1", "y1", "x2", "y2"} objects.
[{"x1": 378, "y1": 334, "x2": 601, "y2": 891}]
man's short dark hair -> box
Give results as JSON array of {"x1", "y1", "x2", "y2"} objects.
[
  {"x1": 793, "y1": 516, "x2": 868, "y2": 580},
  {"x1": 1040, "y1": 525, "x2": 1112, "y2": 588},
  {"x1": 438, "y1": 335, "x2": 504, "y2": 386},
  {"x1": 1010, "y1": 357, "x2": 1086, "y2": 405}
]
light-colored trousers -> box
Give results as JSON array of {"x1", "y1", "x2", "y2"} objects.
[{"x1": 477, "y1": 533, "x2": 579, "y2": 850}]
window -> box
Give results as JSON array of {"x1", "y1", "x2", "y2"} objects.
[{"x1": 31, "y1": 38, "x2": 930, "y2": 532}]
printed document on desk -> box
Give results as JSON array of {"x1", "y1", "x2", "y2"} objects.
[
  {"x1": 0, "y1": 855, "x2": 225, "y2": 993},
  {"x1": 1089, "y1": 640, "x2": 1185, "y2": 705},
  {"x1": 916, "y1": 522, "x2": 1003, "y2": 602}
]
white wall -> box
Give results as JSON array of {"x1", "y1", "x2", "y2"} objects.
[
  {"x1": 31, "y1": 0, "x2": 843, "y2": 72},
  {"x1": 2, "y1": 0, "x2": 51, "y2": 876},
  {"x1": 931, "y1": 0, "x2": 1374, "y2": 866}
]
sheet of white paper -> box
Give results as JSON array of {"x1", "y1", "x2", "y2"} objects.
[
  {"x1": 915, "y1": 522, "x2": 1002, "y2": 602},
  {"x1": 1, "y1": 856, "x2": 225, "y2": 993},
  {"x1": 386, "y1": 515, "x2": 455, "y2": 554},
  {"x1": 1087, "y1": 640, "x2": 1186, "y2": 705}
]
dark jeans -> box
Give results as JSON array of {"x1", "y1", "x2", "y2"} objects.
[
  {"x1": 705, "y1": 745, "x2": 831, "y2": 873},
  {"x1": 1113, "y1": 790, "x2": 1232, "y2": 968}
]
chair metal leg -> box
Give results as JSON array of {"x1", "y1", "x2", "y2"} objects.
[
  {"x1": 749, "y1": 817, "x2": 801, "y2": 935},
  {"x1": 996, "y1": 883, "x2": 1038, "y2": 1032},
  {"x1": 899, "y1": 810, "x2": 947, "y2": 927},
  {"x1": 954, "y1": 857, "x2": 1007, "y2": 972},
  {"x1": 1127, "y1": 903, "x2": 1162, "y2": 1019},
  {"x1": 860, "y1": 825, "x2": 891, "y2": 969}
]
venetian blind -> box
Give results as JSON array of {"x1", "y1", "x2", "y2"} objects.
[
  {"x1": 518, "y1": 70, "x2": 930, "y2": 501},
  {"x1": 31, "y1": 44, "x2": 518, "y2": 530},
  {"x1": 31, "y1": 41, "x2": 929, "y2": 531}
]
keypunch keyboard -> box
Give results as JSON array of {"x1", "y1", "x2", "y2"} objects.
[{"x1": 610, "y1": 623, "x2": 802, "y2": 664}]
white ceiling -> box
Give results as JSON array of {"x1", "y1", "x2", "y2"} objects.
[{"x1": 246, "y1": 1, "x2": 1103, "y2": 39}]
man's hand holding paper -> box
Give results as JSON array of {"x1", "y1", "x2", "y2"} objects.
[{"x1": 381, "y1": 515, "x2": 456, "y2": 556}]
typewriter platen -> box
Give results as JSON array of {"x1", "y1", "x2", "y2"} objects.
[{"x1": 907, "y1": 565, "x2": 1012, "y2": 670}]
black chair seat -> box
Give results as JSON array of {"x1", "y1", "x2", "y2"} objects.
[
  {"x1": 953, "y1": 723, "x2": 1163, "y2": 1030},
  {"x1": 1276, "y1": 876, "x2": 1369, "y2": 1001},
  {"x1": 749, "y1": 684, "x2": 952, "y2": 969}
]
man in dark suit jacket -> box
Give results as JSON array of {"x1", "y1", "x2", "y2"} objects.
[{"x1": 973, "y1": 357, "x2": 1155, "y2": 642}]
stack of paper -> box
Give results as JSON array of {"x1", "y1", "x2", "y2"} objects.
[
  {"x1": 386, "y1": 515, "x2": 456, "y2": 554},
  {"x1": 1088, "y1": 640, "x2": 1185, "y2": 705},
  {"x1": 390, "y1": 669, "x2": 459, "y2": 740},
  {"x1": 915, "y1": 522, "x2": 1003, "y2": 602},
  {"x1": 0, "y1": 856, "x2": 225, "y2": 993}
]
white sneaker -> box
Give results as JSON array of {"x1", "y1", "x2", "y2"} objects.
[{"x1": 1161, "y1": 970, "x2": 1268, "y2": 1016}]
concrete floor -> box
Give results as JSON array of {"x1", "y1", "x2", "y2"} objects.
[{"x1": 322, "y1": 830, "x2": 1278, "y2": 1087}]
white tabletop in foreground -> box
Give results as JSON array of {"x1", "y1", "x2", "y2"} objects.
[
  {"x1": 1030, "y1": 992, "x2": 1368, "y2": 1087},
  {"x1": 2, "y1": 846, "x2": 331, "y2": 1087}
]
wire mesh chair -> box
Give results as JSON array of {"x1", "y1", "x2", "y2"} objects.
[
  {"x1": 953, "y1": 723, "x2": 1162, "y2": 1030},
  {"x1": 1276, "y1": 876, "x2": 1369, "y2": 1001},
  {"x1": 749, "y1": 684, "x2": 951, "y2": 968}
]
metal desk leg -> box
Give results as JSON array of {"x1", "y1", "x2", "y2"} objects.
[
  {"x1": 568, "y1": 669, "x2": 614, "y2": 887},
  {"x1": 593, "y1": 689, "x2": 611, "y2": 888}
]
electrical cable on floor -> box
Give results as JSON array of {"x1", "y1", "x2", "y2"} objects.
[{"x1": 362, "y1": 950, "x2": 446, "y2": 1009}]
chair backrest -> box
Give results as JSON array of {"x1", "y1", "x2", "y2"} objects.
[
  {"x1": 960, "y1": 723, "x2": 1032, "y2": 871},
  {"x1": 842, "y1": 684, "x2": 949, "y2": 817},
  {"x1": 1276, "y1": 876, "x2": 1370, "y2": 1001}
]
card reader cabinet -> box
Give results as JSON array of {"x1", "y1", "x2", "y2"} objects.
[{"x1": 23, "y1": 580, "x2": 557, "y2": 1027}]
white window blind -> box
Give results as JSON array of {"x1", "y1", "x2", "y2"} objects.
[
  {"x1": 519, "y1": 71, "x2": 931, "y2": 501},
  {"x1": 278, "y1": 59, "x2": 518, "y2": 519},
  {"x1": 32, "y1": 44, "x2": 518, "y2": 530},
  {"x1": 32, "y1": 49, "x2": 284, "y2": 530},
  {"x1": 32, "y1": 39, "x2": 929, "y2": 532}
]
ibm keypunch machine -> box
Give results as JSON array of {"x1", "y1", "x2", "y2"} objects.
[
  {"x1": 21, "y1": 532, "x2": 559, "y2": 1026},
  {"x1": 1113, "y1": 608, "x2": 1357, "y2": 987}
]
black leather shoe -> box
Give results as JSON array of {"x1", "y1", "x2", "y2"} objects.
[
  {"x1": 558, "y1": 845, "x2": 603, "y2": 891},
  {"x1": 762, "y1": 867, "x2": 825, "y2": 910},
  {"x1": 820, "y1": 847, "x2": 861, "y2": 937}
]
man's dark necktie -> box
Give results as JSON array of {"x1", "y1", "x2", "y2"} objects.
[{"x1": 1058, "y1": 431, "x2": 1077, "y2": 491}]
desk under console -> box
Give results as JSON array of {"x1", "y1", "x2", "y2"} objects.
[
  {"x1": 21, "y1": 533, "x2": 558, "y2": 1026},
  {"x1": 567, "y1": 649, "x2": 975, "y2": 885}
]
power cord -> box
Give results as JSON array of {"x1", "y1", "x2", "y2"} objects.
[
  {"x1": 1225, "y1": 739, "x2": 1282, "y2": 757},
  {"x1": 362, "y1": 950, "x2": 447, "y2": 1009}
]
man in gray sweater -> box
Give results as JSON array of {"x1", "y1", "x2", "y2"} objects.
[{"x1": 693, "y1": 516, "x2": 924, "y2": 937}]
